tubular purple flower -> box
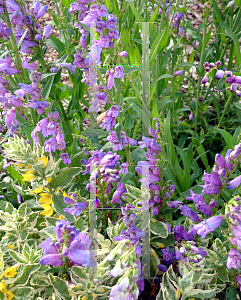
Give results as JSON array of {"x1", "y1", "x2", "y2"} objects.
[
  {"x1": 227, "y1": 249, "x2": 241, "y2": 269},
  {"x1": 227, "y1": 175, "x2": 241, "y2": 190},
  {"x1": 36, "y1": 5, "x2": 47, "y2": 19},
  {"x1": 189, "y1": 215, "x2": 223, "y2": 238},
  {"x1": 173, "y1": 70, "x2": 183, "y2": 76},
  {"x1": 39, "y1": 254, "x2": 63, "y2": 266},
  {"x1": 215, "y1": 153, "x2": 226, "y2": 168},
  {"x1": 43, "y1": 25, "x2": 52, "y2": 39}
]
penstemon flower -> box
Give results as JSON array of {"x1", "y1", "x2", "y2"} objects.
[{"x1": 39, "y1": 219, "x2": 95, "y2": 267}]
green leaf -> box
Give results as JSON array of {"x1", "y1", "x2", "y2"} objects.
[
  {"x1": 179, "y1": 271, "x2": 194, "y2": 294},
  {"x1": 49, "y1": 274, "x2": 72, "y2": 300},
  {"x1": 71, "y1": 266, "x2": 88, "y2": 280},
  {"x1": 11, "y1": 287, "x2": 34, "y2": 299},
  {"x1": 214, "y1": 128, "x2": 235, "y2": 149},
  {"x1": 60, "y1": 0, "x2": 70, "y2": 8},
  {"x1": 12, "y1": 183, "x2": 26, "y2": 195},
  {"x1": 52, "y1": 167, "x2": 82, "y2": 190},
  {"x1": 6, "y1": 166, "x2": 23, "y2": 183},
  {"x1": 187, "y1": 287, "x2": 216, "y2": 299},
  {"x1": 150, "y1": 218, "x2": 168, "y2": 238},
  {"x1": 150, "y1": 27, "x2": 169, "y2": 68},
  {"x1": 9, "y1": 250, "x2": 28, "y2": 264},
  {"x1": 235, "y1": 0, "x2": 241, "y2": 6},
  {"x1": 129, "y1": 2, "x2": 143, "y2": 22},
  {"x1": 42, "y1": 75, "x2": 54, "y2": 100},
  {"x1": 226, "y1": 286, "x2": 239, "y2": 299},
  {"x1": 18, "y1": 202, "x2": 27, "y2": 216},
  {"x1": 218, "y1": 21, "x2": 241, "y2": 64},
  {"x1": 17, "y1": 29, "x2": 28, "y2": 49},
  {"x1": 14, "y1": 264, "x2": 40, "y2": 285},
  {"x1": 46, "y1": 35, "x2": 66, "y2": 54},
  {"x1": 151, "y1": 74, "x2": 173, "y2": 87}
]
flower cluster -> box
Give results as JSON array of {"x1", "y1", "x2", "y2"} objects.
[
  {"x1": 226, "y1": 196, "x2": 241, "y2": 271},
  {"x1": 63, "y1": 192, "x2": 88, "y2": 216},
  {"x1": 31, "y1": 111, "x2": 66, "y2": 152},
  {"x1": 39, "y1": 219, "x2": 95, "y2": 267},
  {"x1": 114, "y1": 204, "x2": 145, "y2": 257},
  {"x1": 97, "y1": 105, "x2": 119, "y2": 131},
  {"x1": 107, "y1": 130, "x2": 137, "y2": 151},
  {"x1": 202, "y1": 61, "x2": 241, "y2": 97},
  {"x1": 81, "y1": 149, "x2": 121, "y2": 205},
  {"x1": 175, "y1": 240, "x2": 207, "y2": 269}
]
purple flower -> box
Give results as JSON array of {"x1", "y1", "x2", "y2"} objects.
[
  {"x1": 179, "y1": 205, "x2": 200, "y2": 222},
  {"x1": 43, "y1": 25, "x2": 52, "y2": 39},
  {"x1": 227, "y1": 175, "x2": 241, "y2": 190},
  {"x1": 22, "y1": 57, "x2": 38, "y2": 71},
  {"x1": 114, "y1": 65, "x2": 124, "y2": 79},
  {"x1": 107, "y1": 69, "x2": 116, "y2": 91},
  {"x1": 111, "y1": 182, "x2": 126, "y2": 204},
  {"x1": 173, "y1": 70, "x2": 183, "y2": 76},
  {"x1": 120, "y1": 162, "x2": 129, "y2": 174},
  {"x1": 215, "y1": 70, "x2": 225, "y2": 79},
  {"x1": 118, "y1": 51, "x2": 128, "y2": 58},
  {"x1": 64, "y1": 202, "x2": 88, "y2": 216},
  {"x1": 227, "y1": 249, "x2": 241, "y2": 269},
  {"x1": 189, "y1": 215, "x2": 223, "y2": 239},
  {"x1": 157, "y1": 264, "x2": 168, "y2": 272},
  {"x1": 61, "y1": 153, "x2": 71, "y2": 164},
  {"x1": 173, "y1": 225, "x2": 194, "y2": 242},
  {"x1": 59, "y1": 63, "x2": 76, "y2": 74},
  {"x1": 5, "y1": 108, "x2": 18, "y2": 129},
  {"x1": 167, "y1": 201, "x2": 182, "y2": 208}
]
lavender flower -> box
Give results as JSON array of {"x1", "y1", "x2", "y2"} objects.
[
  {"x1": 227, "y1": 248, "x2": 241, "y2": 269},
  {"x1": 189, "y1": 215, "x2": 224, "y2": 238},
  {"x1": 61, "y1": 153, "x2": 71, "y2": 164}
]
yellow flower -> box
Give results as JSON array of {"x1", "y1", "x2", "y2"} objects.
[
  {"x1": 6, "y1": 291, "x2": 14, "y2": 300},
  {"x1": 0, "y1": 280, "x2": 6, "y2": 293},
  {"x1": 38, "y1": 156, "x2": 48, "y2": 168},
  {"x1": 82, "y1": 297, "x2": 87, "y2": 300},
  {"x1": 39, "y1": 193, "x2": 53, "y2": 205},
  {"x1": 4, "y1": 267, "x2": 17, "y2": 278},
  {"x1": 152, "y1": 252, "x2": 157, "y2": 258},
  {"x1": 156, "y1": 243, "x2": 165, "y2": 248},
  {"x1": 175, "y1": 289, "x2": 181, "y2": 300},
  {"x1": 32, "y1": 186, "x2": 44, "y2": 194},
  {"x1": 7, "y1": 245, "x2": 14, "y2": 250},
  {"x1": 40, "y1": 204, "x2": 53, "y2": 217},
  {"x1": 189, "y1": 298, "x2": 195, "y2": 300},
  {"x1": 58, "y1": 215, "x2": 64, "y2": 220},
  {"x1": 46, "y1": 177, "x2": 52, "y2": 183},
  {"x1": 22, "y1": 170, "x2": 35, "y2": 181},
  {"x1": 63, "y1": 191, "x2": 68, "y2": 197},
  {"x1": 68, "y1": 289, "x2": 72, "y2": 296}
]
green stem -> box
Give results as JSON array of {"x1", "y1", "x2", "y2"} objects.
[
  {"x1": 194, "y1": 12, "x2": 208, "y2": 133},
  {"x1": 55, "y1": 101, "x2": 73, "y2": 144},
  {"x1": 125, "y1": 148, "x2": 139, "y2": 188},
  {"x1": 211, "y1": 93, "x2": 233, "y2": 145}
]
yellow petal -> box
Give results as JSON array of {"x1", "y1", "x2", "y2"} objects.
[
  {"x1": 22, "y1": 173, "x2": 35, "y2": 181},
  {"x1": 46, "y1": 177, "x2": 52, "y2": 183},
  {"x1": 39, "y1": 193, "x2": 53, "y2": 205},
  {"x1": 58, "y1": 215, "x2": 64, "y2": 220},
  {"x1": 0, "y1": 280, "x2": 6, "y2": 293},
  {"x1": 4, "y1": 267, "x2": 17, "y2": 278},
  {"x1": 6, "y1": 290, "x2": 14, "y2": 300},
  {"x1": 40, "y1": 205, "x2": 53, "y2": 216},
  {"x1": 63, "y1": 191, "x2": 68, "y2": 197},
  {"x1": 38, "y1": 155, "x2": 48, "y2": 168},
  {"x1": 7, "y1": 245, "x2": 14, "y2": 250},
  {"x1": 32, "y1": 187, "x2": 44, "y2": 194}
]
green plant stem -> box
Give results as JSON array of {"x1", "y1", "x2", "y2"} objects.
[
  {"x1": 194, "y1": 13, "x2": 208, "y2": 133},
  {"x1": 55, "y1": 100, "x2": 73, "y2": 144},
  {"x1": 211, "y1": 93, "x2": 233, "y2": 146}
]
